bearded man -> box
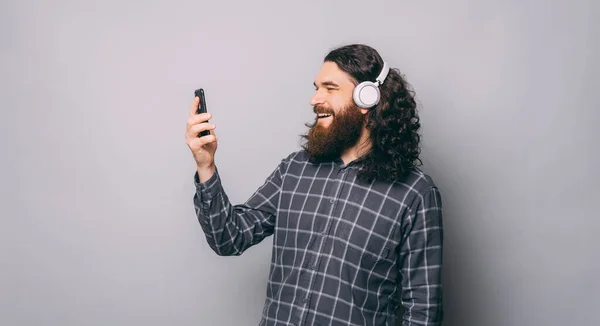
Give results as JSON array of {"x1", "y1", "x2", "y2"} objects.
[{"x1": 185, "y1": 43, "x2": 444, "y2": 326}]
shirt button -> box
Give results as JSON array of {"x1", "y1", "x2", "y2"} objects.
[
  {"x1": 329, "y1": 198, "x2": 334, "y2": 203},
  {"x1": 302, "y1": 297, "x2": 308, "y2": 303}
]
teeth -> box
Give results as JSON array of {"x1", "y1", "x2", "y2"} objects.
[{"x1": 317, "y1": 113, "x2": 332, "y2": 118}]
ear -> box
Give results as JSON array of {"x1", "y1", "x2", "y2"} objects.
[{"x1": 359, "y1": 107, "x2": 369, "y2": 115}]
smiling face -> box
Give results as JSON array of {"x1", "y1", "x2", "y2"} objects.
[
  {"x1": 302, "y1": 61, "x2": 369, "y2": 161},
  {"x1": 310, "y1": 61, "x2": 360, "y2": 126}
]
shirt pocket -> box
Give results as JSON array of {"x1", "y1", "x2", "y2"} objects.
[{"x1": 330, "y1": 211, "x2": 398, "y2": 266}]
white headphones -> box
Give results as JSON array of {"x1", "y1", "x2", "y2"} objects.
[{"x1": 352, "y1": 61, "x2": 390, "y2": 109}]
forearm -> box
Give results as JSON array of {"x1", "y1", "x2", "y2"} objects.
[
  {"x1": 194, "y1": 181, "x2": 240, "y2": 256},
  {"x1": 194, "y1": 192, "x2": 272, "y2": 256},
  {"x1": 399, "y1": 251, "x2": 443, "y2": 326},
  {"x1": 193, "y1": 167, "x2": 279, "y2": 256}
]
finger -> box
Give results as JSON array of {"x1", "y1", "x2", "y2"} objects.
[
  {"x1": 197, "y1": 134, "x2": 218, "y2": 146},
  {"x1": 189, "y1": 96, "x2": 200, "y2": 117},
  {"x1": 191, "y1": 112, "x2": 212, "y2": 123},
  {"x1": 186, "y1": 113, "x2": 212, "y2": 132},
  {"x1": 188, "y1": 122, "x2": 216, "y2": 138},
  {"x1": 188, "y1": 134, "x2": 218, "y2": 148}
]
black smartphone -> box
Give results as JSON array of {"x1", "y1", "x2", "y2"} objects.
[{"x1": 194, "y1": 88, "x2": 210, "y2": 137}]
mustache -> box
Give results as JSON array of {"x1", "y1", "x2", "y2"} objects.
[{"x1": 313, "y1": 106, "x2": 335, "y2": 115}]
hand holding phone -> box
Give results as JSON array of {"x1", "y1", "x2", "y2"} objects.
[
  {"x1": 186, "y1": 88, "x2": 218, "y2": 181},
  {"x1": 194, "y1": 88, "x2": 211, "y2": 137}
]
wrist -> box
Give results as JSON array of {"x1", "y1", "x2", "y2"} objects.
[{"x1": 197, "y1": 164, "x2": 216, "y2": 183}]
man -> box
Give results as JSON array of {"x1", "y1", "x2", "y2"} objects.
[{"x1": 185, "y1": 44, "x2": 444, "y2": 326}]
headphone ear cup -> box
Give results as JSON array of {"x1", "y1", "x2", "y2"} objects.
[{"x1": 353, "y1": 81, "x2": 380, "y2": 108}]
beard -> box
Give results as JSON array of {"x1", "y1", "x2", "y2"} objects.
[{"x1": 301, "y1": 102, "x2": 365, "y2": 162}]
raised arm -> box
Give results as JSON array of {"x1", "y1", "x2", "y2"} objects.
[{"x1": 185, "y1": 93, "x2": 289, "y2": 256}]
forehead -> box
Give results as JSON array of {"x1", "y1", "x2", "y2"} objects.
[{"x1": 314, "y1": 61, "x2": 355, "y2": 87}]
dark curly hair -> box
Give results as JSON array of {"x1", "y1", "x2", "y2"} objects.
[{"x1": 323, "y1": 44, "x2": 423, "y2": 183}]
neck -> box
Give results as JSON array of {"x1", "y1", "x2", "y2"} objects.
[{"x1": 341, "y1": 127, "x2": 371, "y2": 165}]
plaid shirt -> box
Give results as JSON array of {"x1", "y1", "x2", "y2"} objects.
[{"x1": 193, "y1": 150, "x2": 444, "y2": 326}]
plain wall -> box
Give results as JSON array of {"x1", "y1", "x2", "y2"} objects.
[{"x1": 1, "y1": 0, "x2": 598, "y2": 325}]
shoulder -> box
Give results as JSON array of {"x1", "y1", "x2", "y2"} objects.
[
  {"x1": 400, "y1": 167, "x2": 439, "y2": 193},
  {"x1": 279, "y1": 150, "x2": 312, "y2": 167},
  {"x1": 273, "y1": 150, "x2": 311, "y2": 174},
  {"x1": 387, "y1": 167, "x2": 442, "y2": 208},
  {"x1": 287, "y1": 150, "x2": 310, "y2": 162}
]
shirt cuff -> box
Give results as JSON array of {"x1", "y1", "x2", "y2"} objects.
[{"x1": 193, "y1": 167, "x2": 221, "y2": 201}]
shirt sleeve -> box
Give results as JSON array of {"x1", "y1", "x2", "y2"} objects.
[
  {"x1": 398, "y1": 186, "x2": 444, "y2": 326},
  {"x1": 192, "y1": 157, "x2": 289, "y2": 256}
]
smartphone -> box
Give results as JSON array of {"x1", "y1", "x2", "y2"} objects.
[{"x1": 194, "y1": 88, "x2": 210, "y2": 137}]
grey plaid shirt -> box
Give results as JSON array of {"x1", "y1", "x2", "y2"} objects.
[{"x1": 193, "y1": 150, "x2": 443, "y2": 326}]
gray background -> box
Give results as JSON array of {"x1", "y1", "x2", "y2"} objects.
[{"x1": 1, "y1": 0, "x2": 598, "y2": 325}]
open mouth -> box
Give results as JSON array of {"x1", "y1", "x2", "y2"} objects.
[{"x1": 317, "y1": 113, "x2": 333, "y2": 119}]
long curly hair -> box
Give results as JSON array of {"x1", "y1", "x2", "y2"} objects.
[{"x1": 324, "y1": 44, "x2": 423, "y2": 183}]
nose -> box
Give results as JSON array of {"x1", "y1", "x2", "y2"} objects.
[{"x1": 310, "y1": 89, "x2": 325, "y2": 106}]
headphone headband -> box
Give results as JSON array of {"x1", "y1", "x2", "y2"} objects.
[{"x1": 375, "y1": 62, "x2": 390, "y2": 85}]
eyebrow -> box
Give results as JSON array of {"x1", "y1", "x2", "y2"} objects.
[{"x1": 313, "y1": 81, "x2": 340, "y2": 88}]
